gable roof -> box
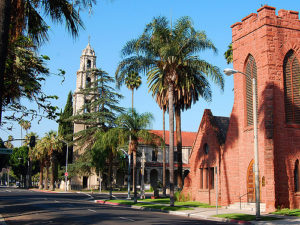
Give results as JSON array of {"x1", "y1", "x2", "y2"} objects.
[{"x1": 149, "y1": 130, "x2": 197, "y2": 147}]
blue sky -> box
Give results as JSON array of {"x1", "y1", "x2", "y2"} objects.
[{"x1": 1, "y1": 0, "x2": 299, "y2": 145}]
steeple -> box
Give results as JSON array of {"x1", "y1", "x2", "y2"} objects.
[{"x1": 79, "y1": 41, "x2": 96, "y2": 71}]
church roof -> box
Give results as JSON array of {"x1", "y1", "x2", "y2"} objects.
[
  {"x1": 149, "y1": 130, "x2": 197, "y2": 147},
  {"x1": 81, "y1": 43, "x2": 95, "y2": 56}
]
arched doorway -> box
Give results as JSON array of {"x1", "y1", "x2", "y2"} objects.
[
  {"x1": 247, "y1": 160, "x2": 255, "y2": 202},
  {"x1": 150, "y1": 169, "x2": 158, "y2": 189}
]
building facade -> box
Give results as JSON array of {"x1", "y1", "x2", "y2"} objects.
[
  {"x1": 183, "y1": 6, "x2": 300, "y2": 212},
  {"x1": 71, "y1": 43, "x2": 197, "y2": 190}
]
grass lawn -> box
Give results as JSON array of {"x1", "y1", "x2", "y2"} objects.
[
  {"x1": 214, "y1": 213, "x2": 282, "y2": 221},
  {"x1": 102, "y1": 199, "x2": 190, "y2": 211},
  {"x1": 141, "y1": 198, "x2": 216, "y2": 208},
  {"x1": 271, "y1": 208, "x2": 300, "y2": 217}
]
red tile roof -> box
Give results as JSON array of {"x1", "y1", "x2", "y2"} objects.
[{"x1": 149, "y1": 130, "x2": 197, "y2": 147}]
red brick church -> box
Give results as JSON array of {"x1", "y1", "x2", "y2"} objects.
[{"x1": 182, "y1": 5, "x2": 300, "y2": 212}]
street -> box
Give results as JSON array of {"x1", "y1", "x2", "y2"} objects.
[{"x1": 0, "y1": 187, "x2": 233, "y2": 225}]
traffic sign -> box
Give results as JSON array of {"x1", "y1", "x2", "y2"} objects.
[
  {"x1": 0, "y1": 148, "x2": 13, "y2": 154},
  {"x1": 65, "y1": 172, "x2": 68, "y2": 177}
]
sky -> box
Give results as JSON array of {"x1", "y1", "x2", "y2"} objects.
[{"x1": 1, "y1": 0, "x2": 299, "y2": 145}]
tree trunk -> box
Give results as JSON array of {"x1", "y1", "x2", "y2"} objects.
[
  {"x1": 133, "y1": 149, "x2": 137, "y2": 203},
  {"x1": 175, "y1": 106, "x2": 183, "y2": 189},
  {"x1": 108, "y1": 153, "x2": 113, "y2": 200},
  {"x1": 99, "y1": 170, "x2": 102, "y2": 193},
  {"x1": 168, "y1": 83, "x2": 175, "y2": 206},
  {"x1": 50, "y1": 154, "x2": 55, "y2": 190},
  {"x1": 39, "y1": 161, "x2": 44, "y2": 189},
  {"x1": 132, "y1": 89, "x2": 134, "y2": 113},
  {"x1": 0, "y1": 0, "x2": 10, "y2": 124},
  {"x1": 45, "y1": 162, "x2": 49, "y2": 190},
  {"x1": 162, "y1": 109, "x2": 166, "y2": 197}
]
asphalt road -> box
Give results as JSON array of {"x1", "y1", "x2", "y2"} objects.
[{"x1": 0, "y1": 187, "x2": 232, "y2": 225}]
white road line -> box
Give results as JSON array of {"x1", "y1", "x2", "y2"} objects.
[
  {"x1": 87, "y1": 209, "x2": 96, "y2": 213},
  {"x1": 119, "y1": 217, "x2": 135, "y2": 222}
]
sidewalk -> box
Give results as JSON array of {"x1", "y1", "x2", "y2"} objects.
[{"x1": 95, "y1": 199, "x2": 300, "y2": 225}]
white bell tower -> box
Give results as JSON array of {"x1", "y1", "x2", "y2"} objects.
[{"x1": 73, "y1": 42, "x2": 97, "y2": 134}]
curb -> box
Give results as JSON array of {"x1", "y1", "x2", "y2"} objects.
[
  {"x1": 94, "y1": 200, "x2": 254, "y2": 225},
  {"x1": 31, "y1": 189, "x2": 60, "y2": 193}
]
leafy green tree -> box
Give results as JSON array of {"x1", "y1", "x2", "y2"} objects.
[
  {"x1": 3, "y1": 36, "x2": 60, "y2": 128},
  {"x1": 116, "y1": 16, "x2": 223, "y2": 205},
  {"x1": 9, "y1": 146, "x2": 29, "y2": 186},
  {"x1": 58, "y1": 91, "x2": 74, "y2": 168},
  {"x1": 91, "y1": 129, "x2": 123, "y2": 199},
  {"x1": 116, "y1": 109, "x2": 154, "y2": 203},
  {"x1": 0, "y1": 138, "x2": 10, "y2": 169},
  {"x1": 224, "y1": 42, "x2": 233, "y2": 64},
  {"x1": 0, "y1": 0, "x2": 96, "y2": 125},
  {"x1": 124, "y1": 71, "x2": 142, "y2": 111}
]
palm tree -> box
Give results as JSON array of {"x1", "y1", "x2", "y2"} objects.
[
  {"x1": 224, "y1": 42, "x2": 233, "y2": 64},
  {"x1": 124, "y1": 71, "x2": 142, "y2": 111},
  {"x1": 116, "y1": 109, "x2": 154, "y2": 203},
  {"x1": 44, "y1": 131, "x2": 63, "y2": 191},
  {"x1": 116, "y1": 16, "x2": 223, "y2": 205},
  {"x1": 34, "y1": 137, "x2": 48, "y2": 189}
]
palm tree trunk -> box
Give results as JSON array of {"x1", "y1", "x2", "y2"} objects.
[
  {"x1": 162, "y1": 109, "x2": 166, "y2": 197},
  {"x1": 133, "y1": 149, "x2": 137, "y2": 203},
  {"x1": 45, "y1": 162, "x2": 49, "y2": 190},
  {"x1": 168, "y1": 83, "x2": 175, "y2": 206},
  {"x1": 0, "y1": 0, "x2": 10, "y2": 124},
  {"x1": 50, "y1": 154, "x2": 55, "y2": 190},
  {"x1": 39, "y1": 161, "x2": 44, "y2": 189},
  {"x1": 132, "y1": 89, "x2": 134, "y2": 113},
  {"x1": 175, "y1": 106, "x2": 183, "y2": 189}
]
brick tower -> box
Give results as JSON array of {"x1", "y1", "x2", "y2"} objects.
[{"x1": 221, "y1": 6, "x2": 300, "y2": 211}]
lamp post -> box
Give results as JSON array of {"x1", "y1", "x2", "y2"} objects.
[
  {"x1": 60, "y1": 139, "x2": 69, "y2": 192},
  {"x1": 224, "y1": 68, "x2": 260, "y2": 219},
  {"x1": 140, "y1": 149, "x2": 146, "y2": 199},
  {"x1": 120, "y1": 149, "x2": 131, "y2": 199}
]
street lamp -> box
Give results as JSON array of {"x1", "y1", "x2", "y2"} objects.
[
  {"x1": 120, "y1": 148, "x2": 131, "y2": 199},
  {"x1": 224, "y1": 68, "x2": 260, "y2": 219},
  {"x1": 60, "y1": 139, "x2": 69, "y2": 192},
  {"x1": 140, "y1": 149, "x2": 146, "y2": 199}
]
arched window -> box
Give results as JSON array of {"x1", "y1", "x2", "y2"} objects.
[
  {"x1": 86, "y1": 77, "x2": 91, "y2": 88},
  {"x1": 245, "y1": 55, "x2": 258, "y2": 126},
  {"x1": 87, "y1": 59, "x2": 91, "y2": 69},
  {"x1": 283, "y1": 50, "x2": 300, "y2": 124},
  {"x1": 294, "y1": 160, "x2": 299, "y2": 192},
  {"x1": 203, "y1": 143, "x2": 209, "y2": 154}
]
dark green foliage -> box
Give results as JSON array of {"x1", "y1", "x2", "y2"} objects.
[
  {"x1": 224, "y1": 43, "x2": 233, "y2": 64},
  {"x1": 9, "y1": 146, "x2": 29, "y2": 180},
  {"x1": 58, "y1": 91, "x2": 74, "y2": 166},
  {"x1": 72, "y1": 68, "x2": 124, "y2": 149},
  {"x1": 0, "y1": 138, "x2": 10, "y2": 168},
  {"x1": 58, "y1": 91, "x2": 73, "y2": 141},
  {"x1": 3, "y1": 36, "x2": 60, "y2": 128}
]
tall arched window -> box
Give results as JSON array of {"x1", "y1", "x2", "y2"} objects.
[
  {"x1": 294, "y1": 160, "x2": 299, "y2": 192},
  {"x1": 245, "y1": 55, "x2": 258, "y2": 126},
  {"x1": 284, "y1": 50, "x2": 300, "y2": 124}
]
